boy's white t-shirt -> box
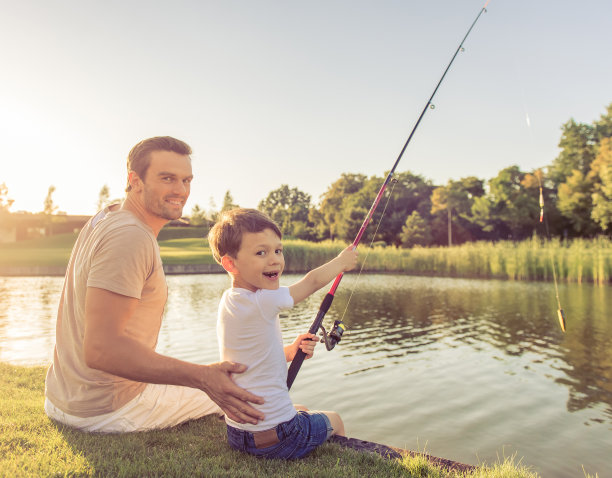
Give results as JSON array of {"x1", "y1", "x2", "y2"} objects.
[{"x1": 217, "y1": 286, "x2": 297, "y2": 431}]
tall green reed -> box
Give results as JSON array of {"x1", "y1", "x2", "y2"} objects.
[{"x1": 282, "y1": 237, "x2": 611, "y2": 285}]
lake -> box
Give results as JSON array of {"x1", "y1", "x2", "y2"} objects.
[{"x1": 0, "y1": 273, "x2": 610, "y2": 477}]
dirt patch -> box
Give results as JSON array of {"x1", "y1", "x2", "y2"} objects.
[{"x1": 330, "y1": 435, "x2": 475, "y2": 473}]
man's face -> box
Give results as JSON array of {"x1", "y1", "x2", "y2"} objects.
[{"x1": 139, "y1": 150, "x2": 193, "y2": 221}]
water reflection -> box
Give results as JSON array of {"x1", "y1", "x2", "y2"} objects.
[
  {"x1": 0, "y1": 274, "x2": 610, "y2": 476},
  {"x1": 326, "y1": 276, "x2": 612, "y2": 421}
]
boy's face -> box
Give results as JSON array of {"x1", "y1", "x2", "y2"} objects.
[{"x1": 227, "y1": 228, "x2": 285, "y2": 292}]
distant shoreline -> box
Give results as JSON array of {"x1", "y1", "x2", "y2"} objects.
[{"x1": 0, "y1": 264, "x2": 225, "y2": 277}]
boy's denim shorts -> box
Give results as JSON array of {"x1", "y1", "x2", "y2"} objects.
[{"x1": 226, "y1": 411, "x2": 333, "y2": 459}]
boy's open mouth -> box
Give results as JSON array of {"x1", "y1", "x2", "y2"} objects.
[{"x1": 263, "y1": 272, "x2": 279, "y2": 279}]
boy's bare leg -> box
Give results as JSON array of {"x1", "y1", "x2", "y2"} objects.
[{"x1": 321, "y1": 410, "x2": 345, "y2": 436}]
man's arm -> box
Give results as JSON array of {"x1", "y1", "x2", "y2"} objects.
[{"x1": 83, "y1": 287, "x2": 264, "y2": 424}]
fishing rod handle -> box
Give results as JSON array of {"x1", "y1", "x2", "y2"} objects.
[
  {"x1": 286, "y1": 293, "x2": 335, "y2": 389},
  {"x1": 286, "y1": 349, "x2": 307, "y2": 390}
]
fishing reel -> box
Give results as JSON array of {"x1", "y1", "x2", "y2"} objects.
[{"x1": 318, "y1": 320, "x2": 345, "y2": 351}]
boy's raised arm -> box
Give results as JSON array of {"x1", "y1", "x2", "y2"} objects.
[{"x1": 288, "y1": 246, "x2": 358, "y2": 305}]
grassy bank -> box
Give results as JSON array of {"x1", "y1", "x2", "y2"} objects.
[
  {"x1": 1, "y1": 230, "x2": 610, "y2": 284},
  {"x1": 0, "y1": 363, "x2": 539, "y2": 477}
]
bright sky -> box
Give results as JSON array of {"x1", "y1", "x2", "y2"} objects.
[{"x1": 1, "y1": 0, "x2": 610, "y2": 216}]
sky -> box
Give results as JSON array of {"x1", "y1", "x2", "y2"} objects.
[{"x1": 1, "y1": 0, "x2": 611, "y2": 216}]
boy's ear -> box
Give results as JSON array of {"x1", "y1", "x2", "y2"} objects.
[{"x1": 221, "y1": 255, "x2": 238, "y2": 274}]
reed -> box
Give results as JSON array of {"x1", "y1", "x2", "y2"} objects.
[{"x1": 282, "y1": 237, "x2": 612, "y2": 284}]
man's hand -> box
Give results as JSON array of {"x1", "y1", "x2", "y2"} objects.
[{"x1": 199, "y1": 362, "x2": 265, "y2": 425}]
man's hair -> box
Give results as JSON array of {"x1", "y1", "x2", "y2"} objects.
[
  {"x1": 126, "y1": 136, "x2": 192, "y2": 192},
  {"x1": 208, "y1": 208, "x2": 282, "y2": 264}
]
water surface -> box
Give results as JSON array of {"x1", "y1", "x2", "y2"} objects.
[{"x1": 0, "y1": 274, "x2": 610, "y2": 477}]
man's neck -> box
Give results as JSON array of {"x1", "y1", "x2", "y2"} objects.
[{"x1": 121, "y1": 195, "x2": 167, "y2": 237}]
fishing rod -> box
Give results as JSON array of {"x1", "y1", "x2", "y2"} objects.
[{"x1": 287, "y1": 0, "x2": 491, "y2": 390}]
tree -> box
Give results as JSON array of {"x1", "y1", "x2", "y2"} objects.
[
  {"x1": 96, "y1": 185, "x2": 110, "y2": 211},
  {"x1": 400, "y1": 211, "x2": 431, "y2": 248},
  {"x1": 258, "y1": 185, "x2": 313, "y2": 239},
  {"x1": 557, "y1": 169, "x2": 598, "y2": 235},
  {"x1": 594, "y1": 102, "x2": 612, "y2": 142},
  {"x1": 43, "y1": 185, "x2": 58, "y2": 215},
  {"x1": 189, "y1": 204, "x2": 209, "y2": 227},
  {"x1": 549, "y1": 119, "x2": 596, "y2": 185},
  {"x1": 471, "y1": 166, "x2": 540, "y2": 240},
  {"x1": 0, "y1": 183, "x2": 15, "y2": 236},
  {"x1": 590, "y1": 138, "x2": 612, "y2": 232},
  {"x1": 220, "y1": 191, "x2": 238, "y2": 213},
  {"x1": 0, "y1": 183, "x2": 14, "y2": 213},
  {"x1": 316, "y1": 173, "x2": 366, "y2": 241},
  {"x1": 430, "y1": 176, "x2": 485, "y2": 245}
]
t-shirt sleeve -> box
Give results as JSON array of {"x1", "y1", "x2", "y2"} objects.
[
  {"x1": 87, "y1": 225, "x2": 156, "y2": 299},
  {"x1": 255, "y1": 287, "x2": 294, "y2": 321}
]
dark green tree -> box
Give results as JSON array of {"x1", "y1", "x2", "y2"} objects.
[
  {"x1": 400, "y1": 211, "x2": 432, "y2": 247},
  {"x1": 332, "y1": 172, "x2": 433, "y2": 246},
  {"x1": 549, "y1": 119, "x2": 596, "y2": 185},
  {"x1": 316, "y1": 173, "x2": 366, "y2": 241},
  {"x1": 258, "y1": 185, "x2": 313, "y2": 239},
  {"x1": 430, "y1": 176, "x2": 485, "y2": 245},
  {"x1": 470, "y1": 166, "x2": 540, "y2": 240}
]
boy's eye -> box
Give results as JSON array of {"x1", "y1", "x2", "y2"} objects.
[
  {"x1": 256, "y1": 251, "x2": 266, "y2": 256},
  {"x1": 275, "y1": 249, "x2": 283, "y2": 255}
]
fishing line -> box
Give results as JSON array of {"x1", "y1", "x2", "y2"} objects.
[
  {"x1": 287, "y1": 0, "x2": 491, "y2": 390},
  {"x1": 337, "y1": 177, "x2": 400, "y2": 326},
  {"x1": 536, "y1": 172, "x2": 567, "y2": 332},
  {"x1": 513, "y1": 47, "x2": 567, "y2": 333}
]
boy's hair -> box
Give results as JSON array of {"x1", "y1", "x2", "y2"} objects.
[
  {"x1": 126, "y1": 136, "x2": 192, "y2": 192},
  {"x1": 208, "y1": 208, "x2": 282, "y2": 264}
]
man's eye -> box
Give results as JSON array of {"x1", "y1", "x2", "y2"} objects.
[{"x1": 183, "y1": 178, "x2": 192, "y2": 185}]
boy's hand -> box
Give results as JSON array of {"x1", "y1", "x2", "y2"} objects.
[
  {"x1": 337, "y1": 245, "x2": 359, "y2": 272},
  {"x1": 285, "y1": 333, "x2": 318, "y2": 362}
]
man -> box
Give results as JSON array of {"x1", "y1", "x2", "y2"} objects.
[{"x1": 44, "y1": 136, "x2": 264, "y2": 432}]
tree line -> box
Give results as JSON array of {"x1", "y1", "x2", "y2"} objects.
[
  {"x1": 2, "y1": 103, "x2": 610, "y2": 246},
  {"x1": 192, "y1": 103, "x2": 611, "y2": 247}
]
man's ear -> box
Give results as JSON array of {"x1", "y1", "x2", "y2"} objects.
[
  {"x1": 221, "y1": 255, "x2": 238, "y2": 274},
  {"x1": 128, "y1": 171, "x2": 143, "y2": 193}
]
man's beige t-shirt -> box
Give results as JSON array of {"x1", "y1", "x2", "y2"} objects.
[{"x1": 45, "y1": 207, "x2": 167, "y2": 417}]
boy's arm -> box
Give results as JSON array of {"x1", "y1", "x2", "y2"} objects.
[{"x1": 288, "y1": 246, "x2": 358, "y2": 305}]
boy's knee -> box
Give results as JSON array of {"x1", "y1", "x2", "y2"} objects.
[{"x1": 324, "y1": 411, "x2": 345, "y2": 437}]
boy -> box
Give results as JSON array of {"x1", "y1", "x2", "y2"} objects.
[{"x1": 208, "y1": 208, "x2": 358, "y2": 459}]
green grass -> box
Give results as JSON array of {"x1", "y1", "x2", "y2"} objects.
[
  {"x1": 1, "y1": 230, "x2": 610, "y2": 284},
  {"x1": 0, "y1": 363, "x2": 538, "y2": 477},
  {"x1": 157, "y1": 237, "x2": 216, "y2": 265}
]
